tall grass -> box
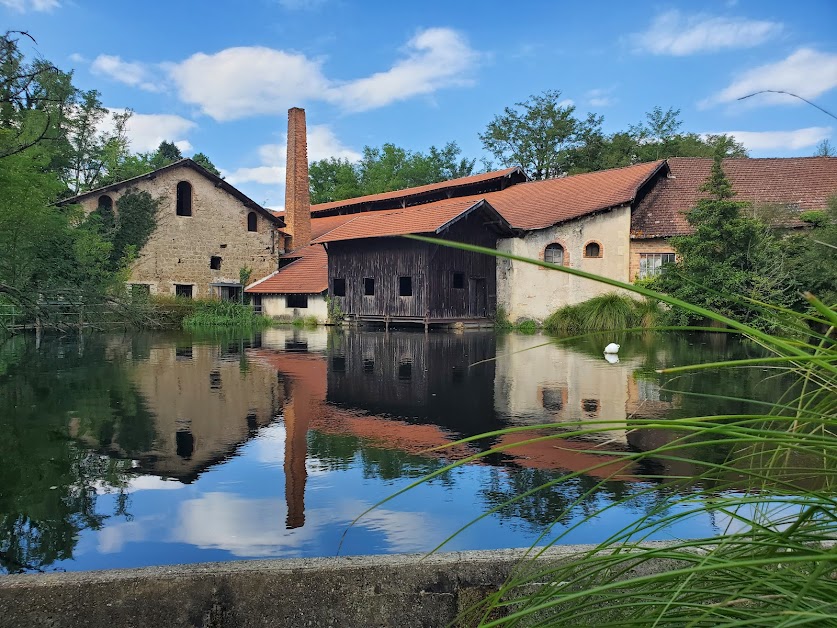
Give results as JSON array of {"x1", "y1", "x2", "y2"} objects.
[
  {"x1": 181, "y1": 299, "x2": 272, "y2": 329},
  {"x1": 543, "y1": 293, "x2": 661, "y2": 334},
  {"x1": 379, "y1": 235, "x2": 837, "y2": 626}
]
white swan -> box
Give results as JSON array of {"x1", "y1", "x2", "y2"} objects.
[
  {"x1": 604, "y1": 343, "x2": 620, "y2": 354},
  {"x1": 604, "y1": 353, "x2": 620, "y2": 364}
]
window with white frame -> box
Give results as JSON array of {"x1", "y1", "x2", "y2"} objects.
[{"x1": 639, "y1": 253, "x2": 676, "y2": 279}]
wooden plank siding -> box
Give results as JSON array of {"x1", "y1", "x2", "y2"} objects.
[{"x1": 326, "y1": 211, "x2": 502, "y2": 322}]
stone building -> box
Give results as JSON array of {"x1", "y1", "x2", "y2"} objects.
[{"x1": 58, "y1": 159, "x2": 284, "y2": 299}]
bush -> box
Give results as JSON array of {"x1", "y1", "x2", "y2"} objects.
[
  {"x1": 514, "y1": 319, "x2": 538, "y2": 334},
  {"x1": 543, "y1": 293, "x2": 661, "y2": 335}
]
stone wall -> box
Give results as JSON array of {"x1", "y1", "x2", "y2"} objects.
[
  {"x1": 261, "y1": 293, "x2": 328, "y2": 323},
  {"x1": 76, "y1": 166, "x2": 280, "y2": 297},
  {"x1": 629, "y1": 237, "x2": 677, "y2": 281},
  {"x1": 497, "y1": 205, "x2": 632, "y2": 322}
]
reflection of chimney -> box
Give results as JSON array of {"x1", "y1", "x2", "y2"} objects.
[
  {"x1": 284, "y1": 107, "x2": 311, "y2": 252},
  {"x1": 284, "y1": 397, "x2": 308, "y2": 529}
]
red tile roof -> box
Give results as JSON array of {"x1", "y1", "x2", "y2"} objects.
[
  {"x1": 312, "y1": 197, "x2": 501, "y2": 243},
  {"x1": 484, "y1": 161, "x2": 665, "y2": 230},
  {"x1": 632, "y1": 157, "x2": 837, "y2": 238},
  {"x1": 246, "y1": 245, "x2": 327, "y2": 294},
  {"x1": 310, "y1": 167, "x2": 524, "y2": 215}
]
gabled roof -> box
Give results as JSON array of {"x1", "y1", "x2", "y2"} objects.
[
  {"x1": 484, "y1": 160, "x2": 666, "y2": 230},
  {"x1": 632, "y1": 157, "x2": 837, "y2": 238},
  {"x1": 56, "y1": 159, "x2": 284, "y2": 226},
  {"x1": 310, "y1": 166, "x2": 527, "y2": 216},
  {"x1": 245, "y1": 245, "x2": 327, "y2": 294},
  {"x1": 311, "y1": 197, "x2": 512, "y2": 244}
]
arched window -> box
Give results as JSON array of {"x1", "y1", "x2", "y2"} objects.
[
  {"x1": 584, "y1": 241, "x2": 602, "y2": 258},
  {"x1": 544, "y1": 243, "x2": 565, "y2": 265},
  {"x1": 176, "y1": 181, "x2": 192, "y2": 216},
  {"x1": 247, "y1": 211, "x2": 258, "y2": 232},
  {"x1": 97, "y1": 195, "x2": 113, "y2": 212}
]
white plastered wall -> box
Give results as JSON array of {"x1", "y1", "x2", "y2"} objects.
[
  {"x1": 497, "y1": 205, "x2": 633, "y2": 322},
  {"x1": 261, "y1": 293, "x2": 328, "y2": 323}
]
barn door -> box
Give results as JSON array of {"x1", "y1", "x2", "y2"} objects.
[{"x1": 469, "y1": 277, "x2": 487, "y2": 317}]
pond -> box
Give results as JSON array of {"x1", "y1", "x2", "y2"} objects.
[{"x1": 0, "y1": 328, "x2": 783, "y2": 573}]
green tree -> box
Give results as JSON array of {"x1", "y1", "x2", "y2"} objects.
[
  {"x1": 652, "y1": 141, "x2": 791, "y2": 328},
  {"x1": 785, "y1": 195, "x2": 837, "y2": 308},
  {"x1": 479, "y1": 90, "x2": 585, "y2": 179},
  {"x1": 192, "y1": 151, "x2": 221, "y2": 176},
  {"x1": 309, "y1": 141, "x2": 475, "y2": 203},
  {"x1": 148, "y1": 140, "x2": 182, "y2": 170}
]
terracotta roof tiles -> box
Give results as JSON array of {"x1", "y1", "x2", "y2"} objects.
[
  {"x1": 312, "y1": 196, "x2": 495, "y2": 243},
  {"x1": 632, "y1": 157, "x2": 837, "y2": 238},
  {"x1": 310, "y1": 167, "x2": 523, "y2": 215},
  {"x1": 484, "y1": 161, "x2": 665, "y2": 230},
  {"x1": 246, "y1": 245, "x2": 327, "y2": 294}
]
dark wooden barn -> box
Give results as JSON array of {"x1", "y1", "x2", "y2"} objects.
[{"x1": 313, "y1": 198, "x2": 513, "y2": 327}]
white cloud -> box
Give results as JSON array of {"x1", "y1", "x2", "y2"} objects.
[
  {"x1": 225, "y1": 124, "x2": 359, "y2": 186},
  {"x1": 705, "y1": 49, "x2": 837, "y2": 107},
  {"x1": 169, "y1": 47, "x2": 332, "y2": 121},
  {"x1": 332, "y1": 27, "x2": 480, "y2": 112},
  {"x1": 69, "y1": 52, "x2": 87, "y2": 64},
  {"x1": 164, "y1": 27, "x2": 479, "y2": 121},
  {"x1": 586, "y1": 88, "x2": 615, "y2": 108},
  {"x1": 631, "y1": 10, "x2": 782, "y2": 55},
  {"x1": 709, "y1": 126, "x2": 832, "y2": 151},
  {"x1": 0, "y1": 0, "x2": 59, "y2": 12},
  {"x1": 103, "y1": 108, "x2": 197, "y2": 153},
  {"x1": 558, "y1": 98, "x2": 575, "y2": 108},
  {"x1": 91, "y1": 54, "x2": 163, "y2": 92}
]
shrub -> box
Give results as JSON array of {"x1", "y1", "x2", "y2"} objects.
[{"x1": 515, "y1": 319, "x2": 538, "y2": 334}]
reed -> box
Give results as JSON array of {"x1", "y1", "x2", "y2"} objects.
[{"x1": 366, "y1": 235, "x2": 837, "y2": 626}]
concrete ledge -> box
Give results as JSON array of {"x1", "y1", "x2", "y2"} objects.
[{"x1": 0, "y1": 545, "x2": 675, "y2": 627}]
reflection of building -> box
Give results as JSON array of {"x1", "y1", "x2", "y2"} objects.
[
  {"x1": 128, "y1": 341, "x2": 282, "y2": 481},
  {"x1": 494, "y1": 334, "x2": 647, "y2": 444},
  {"x1": 327, "y1": 331, "x2": 498, "y2": 432}
]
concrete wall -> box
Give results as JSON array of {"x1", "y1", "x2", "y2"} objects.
[
  {"x1": 261, "y1": 293, "x2": 328, "y2": 322},
  {"x1": 76, "y1": 166, "x2": 279, "y2": 297},
  {"x1": 0, "y1": 546, "x2": 681, "y2": 628},
  {"x1": 497, "y1": 206, "x2": 632, "y2": 322},
  {"x1": 629, "y1": 237, "x2": 677, "y2": 281}
]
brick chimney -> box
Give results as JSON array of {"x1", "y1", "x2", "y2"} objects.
[{"x1": 284, "y1": 107, "x2": 311, "y2": 251}]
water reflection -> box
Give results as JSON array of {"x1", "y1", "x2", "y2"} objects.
[{"x1": 0, "y1": 328, "x2": 789, "y2": 573}]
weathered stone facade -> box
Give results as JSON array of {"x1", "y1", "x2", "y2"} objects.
[
  {"x1": 72, "y1": 163, "x2": 281, "y2": 297},
  {"x1": 497, "y1": 205, "x2": 633, "y2": 322}
]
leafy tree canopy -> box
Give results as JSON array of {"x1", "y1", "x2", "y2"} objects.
[{"x1": 309, "y1": 141, "x2": 475, "y2": 204}]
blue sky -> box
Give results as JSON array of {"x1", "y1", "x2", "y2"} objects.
[{"x1": 4, "y1": 0, "x2": 836, "y2": 209}]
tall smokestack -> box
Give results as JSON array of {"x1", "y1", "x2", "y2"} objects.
[{"x1": 284, "y1": 107, "x2": 311, "y2": 251}]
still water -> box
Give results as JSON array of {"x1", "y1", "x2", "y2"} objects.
[{"x1": 0, "y1": 328, "x2": 779, "y2": 573}]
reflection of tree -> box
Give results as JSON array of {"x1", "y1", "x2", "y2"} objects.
[
  {"x1": 0, "y1": 334, "x2": 154, "y2": 573},
  {"x1": 480, "y1": 468, "x2": 632, "y2": 531},
  {"x1": 307, "y1": 431, "x2": 451, "y2": 483}
]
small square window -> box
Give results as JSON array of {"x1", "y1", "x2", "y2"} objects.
[
  {"x1": 363, "y1": 358, "x2": 375, "y2": 373},
  {"x1": 210, "y1": 256, "x2": 222, "y2": 270},
  {"x1": 333, "y1": 278, "x2": 346, "y2": 297},
  {"x1": 175, "y1": 284, "x2": 193, "y2": 299},
  {"x1": 582, "y1": 399, "x2": 600, "y2": 416},
  {"x1": 453, "y1": 272, "x2": 464, "y2": 289},
  {"x1": 399, "y1": 276, "x2": 412, "y2": 297},
  {"x1": 364, "y1": 277, "x2": 375, "y2": 296},
  {"x1": 332, "y1": 355, "x2": 346, "y2": 373}
]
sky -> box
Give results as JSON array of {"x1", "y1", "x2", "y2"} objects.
[{"x1": 4, "y1": 0, "x2": 837, "y2": 210}]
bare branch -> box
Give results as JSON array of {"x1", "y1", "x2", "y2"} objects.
[{"x1": 737, "y1": 90, "x2": 837, "y2": 122}]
